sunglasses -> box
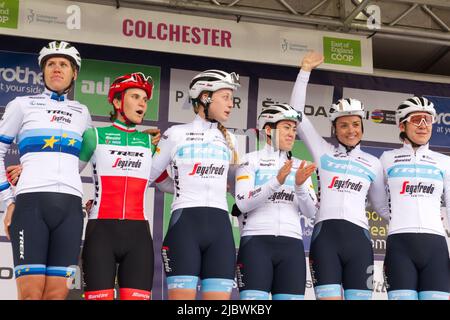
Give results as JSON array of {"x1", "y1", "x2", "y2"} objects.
[{"x1": 401, "y1": 114, "x2": 435, "y2": 127}]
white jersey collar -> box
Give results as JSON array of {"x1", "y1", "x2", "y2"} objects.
[
  {"x1": 193, "y1": 114, "x2": 219, "y2": 130},
  {"x1": 43, "y1": 88, "x2": 68, "y2": 102},
  {"x1": 402, "y1": 142, "x2": 429, "y2": 154}
]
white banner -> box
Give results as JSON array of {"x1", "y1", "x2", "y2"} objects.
[
  {"x1": 257, "y1": 78, "x2": 335, "y2": 138},
  {"x1": 1, "y1": 0, "x2": 373, "y2": 74}
]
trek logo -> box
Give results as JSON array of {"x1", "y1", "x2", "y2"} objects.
[
  {"x1": 48, "y1": 110, "x2": 72, "y2": 124},
  {"x1": 268, "y1": 189, "x2": 294, "y2": 202},
  {"x1": 328, "y1": 176, "x2": 363, "y2": 192},
  {"x1": 19, "y1": 229, "x2": 24, "y2": 260},
  {"x1": 400, "y1": 181, "x2": 435, "y2": 195},
  {"x1": 188, "y1": 163, "x2": 225, "y2": 177},
  {"x1": 109, "y1": 150, "x2": 144, "y2": 157}
]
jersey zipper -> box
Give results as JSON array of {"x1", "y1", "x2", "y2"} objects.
[{"x1": 122, "y1": 130, "x2": 129, "y2": 220}]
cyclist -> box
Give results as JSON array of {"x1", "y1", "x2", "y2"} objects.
[
  {"x1": 289, "y1": 52, "x2": 390, "y2": 300},
  {"x1": 149, "y1": 69, "x2": 240, "y2": 300},
  {"x1": 234, "y1": 103, "x2": 317, "y2": 300},
  {"x1": 381, "y1": 97, "x2": 450, "y2": 300},
  {"x1": 0, "y1": 40, "x2": 92, "y2": 300},
  {"x1": 78, "y1": 72, "x2": 173, "y2": 300}
]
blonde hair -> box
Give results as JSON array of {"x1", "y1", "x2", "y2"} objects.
[{"x1": 217, "y1": 122, "x2": 239, "y2": 165}]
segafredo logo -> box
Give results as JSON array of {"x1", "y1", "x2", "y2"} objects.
[{"x1": 400, "y1": 181, "x2": 435, "y2": 195}]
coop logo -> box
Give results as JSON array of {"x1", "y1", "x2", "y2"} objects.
[
  {"x1": 400, "y1": 181, "x2": 435, "y2": 195},
  {"x1": 188, "y1": 163, "x2": 225, "y2": 177}
]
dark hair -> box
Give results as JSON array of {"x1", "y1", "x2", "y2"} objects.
[{"x1": 109, "y1": 92, "x2": 122, "y2": 121}]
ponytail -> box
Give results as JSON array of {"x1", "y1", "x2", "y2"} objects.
[{"x1": 217, "y1": 122, "x2": 238, "y2": 165}]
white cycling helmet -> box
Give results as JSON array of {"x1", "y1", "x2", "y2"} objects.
[
  {"x1": 38, "y1": 40, "x2": 81, "y2": 70},
  {"x1": 189, "y1": 69, "x2": 240, "y2": 100},
  {"x1": 329, "y1": 98, "x2": 365, "y2": 122},
  {"x1": 395, "y1": 96, "x2": 436, "y2": 126},
  {"x1": 258, "y1": 103, "x2": 301, "y2": 130}
]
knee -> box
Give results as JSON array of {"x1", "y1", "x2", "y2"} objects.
[
  {"x1": 42, "y1": 289, "x2": 69, "y2": 300},
  {"x1": 19, "y1": 287, "x2": 45, "y2": 300}
]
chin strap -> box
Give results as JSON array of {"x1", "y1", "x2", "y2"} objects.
[
  {"x1": 337, "y1": 138, "x2": 361, "y2": 154},
  {"x1": 199, "y1": 92, "x2": 217, "y2": 123}
]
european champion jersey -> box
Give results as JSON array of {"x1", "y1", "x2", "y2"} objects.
[{"x1": 0, "y1": 89, "x2": 92, "y2": 205}]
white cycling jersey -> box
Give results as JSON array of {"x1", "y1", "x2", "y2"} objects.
[
  {"x1": 235, "y1": 144, "x2": 317, "y2": 239},
  {"x1": 0, "y1": 89, "x2": 92, "y2": 205},
  {"x1": 289, "y1": 70, "x2": 390, "y2": 229},
  {"x1": 149, "y1": 114, "x2": 237, "y2": 212},
  {"x1": 381, "y1": 143, "x2": 450, "y2": 236}
]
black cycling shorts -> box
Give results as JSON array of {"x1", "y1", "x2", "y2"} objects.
[{"x1": 81, "y1": 219, "x2": 154, "y2": 292}]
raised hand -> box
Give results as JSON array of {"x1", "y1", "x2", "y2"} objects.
[{"x1": 301, "y1": 51, "x2": 324, "y2": 72}]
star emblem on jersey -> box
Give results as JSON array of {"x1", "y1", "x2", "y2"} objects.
[
  {"x1": 42, "y1": 136, "x2": 59, "y2": 149},
  {"x1": 68, "y1": 138, "x2": 76, "y2": 146}
]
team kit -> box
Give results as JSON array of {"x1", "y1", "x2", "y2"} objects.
[{"x1": 0, "y1": 41, "x2": 449, "y2": 301}]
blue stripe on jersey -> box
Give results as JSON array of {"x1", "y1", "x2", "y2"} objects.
[
  {"x1": 176, "y1": 143, "x2": 230, "y2": 161},
  {"x1": 387, "y1": 164, "x2": 443, "y2": 181},
  {"x1": 255, "y1": 169, "x2": 295, "y2": 186},
  {"x1": 18, "y1": 128, "x2": 82, "y2": 141},
  {"x1": 18, "y1": 136, "x2": 82, "y2": 157},
  {"x1": 0, "y1": 134, "x2": 14, "y2": 144},
  {"x1": 320, "y1": 154, "x2": 375, "y2": 182},
  {"x1": 0, "y1": 181, "x2": 10, "y2": 191}
]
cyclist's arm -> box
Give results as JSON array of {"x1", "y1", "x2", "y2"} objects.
[
  {"x1": 78, "y1": 128, "x2": 97, "y2": 172},
  {"x1": 148, "y1": 127, "x2": 175, "y2": 186},
  {"x1": 235, "y1": 157, "x2": 281, "y2": 213},
  {"x1": 295, "y1": 176, "x2": 318, "y2": 218},
  {"x1": 368, "y1": 159, "x2": 390, "y2": 221},
  {"x1": 0, "y1": 99, "x2": 24, "y2": 207},
  {"x1": 227, "y1": 133, "x2": 240, "y2": 197},
  {"x1": 290, "y1": 70, "x2": 331, "y2": 162}
]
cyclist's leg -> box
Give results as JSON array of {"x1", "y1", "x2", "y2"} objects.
[
  {"x1": 162, "y1": 208, "x2": 201, "y2": 300},
  {"x1": 82, "y1": 220, "x2": 117, "y2": 300},
  {"x1": 384, "y1": 234, "x2": 418, "y2": 300},
  {"x1": 236, "y1": 236, "x2": 272, "y2": 300},
  {"x1": 118, "y1": 220, "x2": 154, "y2": 300},
  {"x1": 342, "y1": 226, "x2": 373, "y2": 300},
  {"x1": 309, "y1": 221, "x2": 343, "y2": 300},
  {"x1": 272, "y1": 237, "x2": 306, "y2": 300},
  {"x1": 418, "y1": 234, "x2": 450, "y2": 300},
  {"x1": 201, "y1": 209, "x2": 236, "y2": 300},
  {"x1": 10, "y1": 193, "x2": 48, "y2": 300},
  {"x1": 44, "y1": 193, "x2": 83, "y2": 300}
]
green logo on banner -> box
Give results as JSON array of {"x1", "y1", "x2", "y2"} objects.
[
  {"x1": 0, "y1": 0, "x2": 19, "y2": 29},
  {"x1": 74, "y1": 59, "x2": 160, "y2": 120},
  {"x1": 323, "y1": 37, "x2": 362, "y2": 67},
  {"x1": 163, "y1": 193, "x2": 241, "y2": 248}
]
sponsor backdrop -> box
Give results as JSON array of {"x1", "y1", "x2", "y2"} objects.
[{"x1": 0, "y1": 1, "x2": 449, "y2": 301}]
